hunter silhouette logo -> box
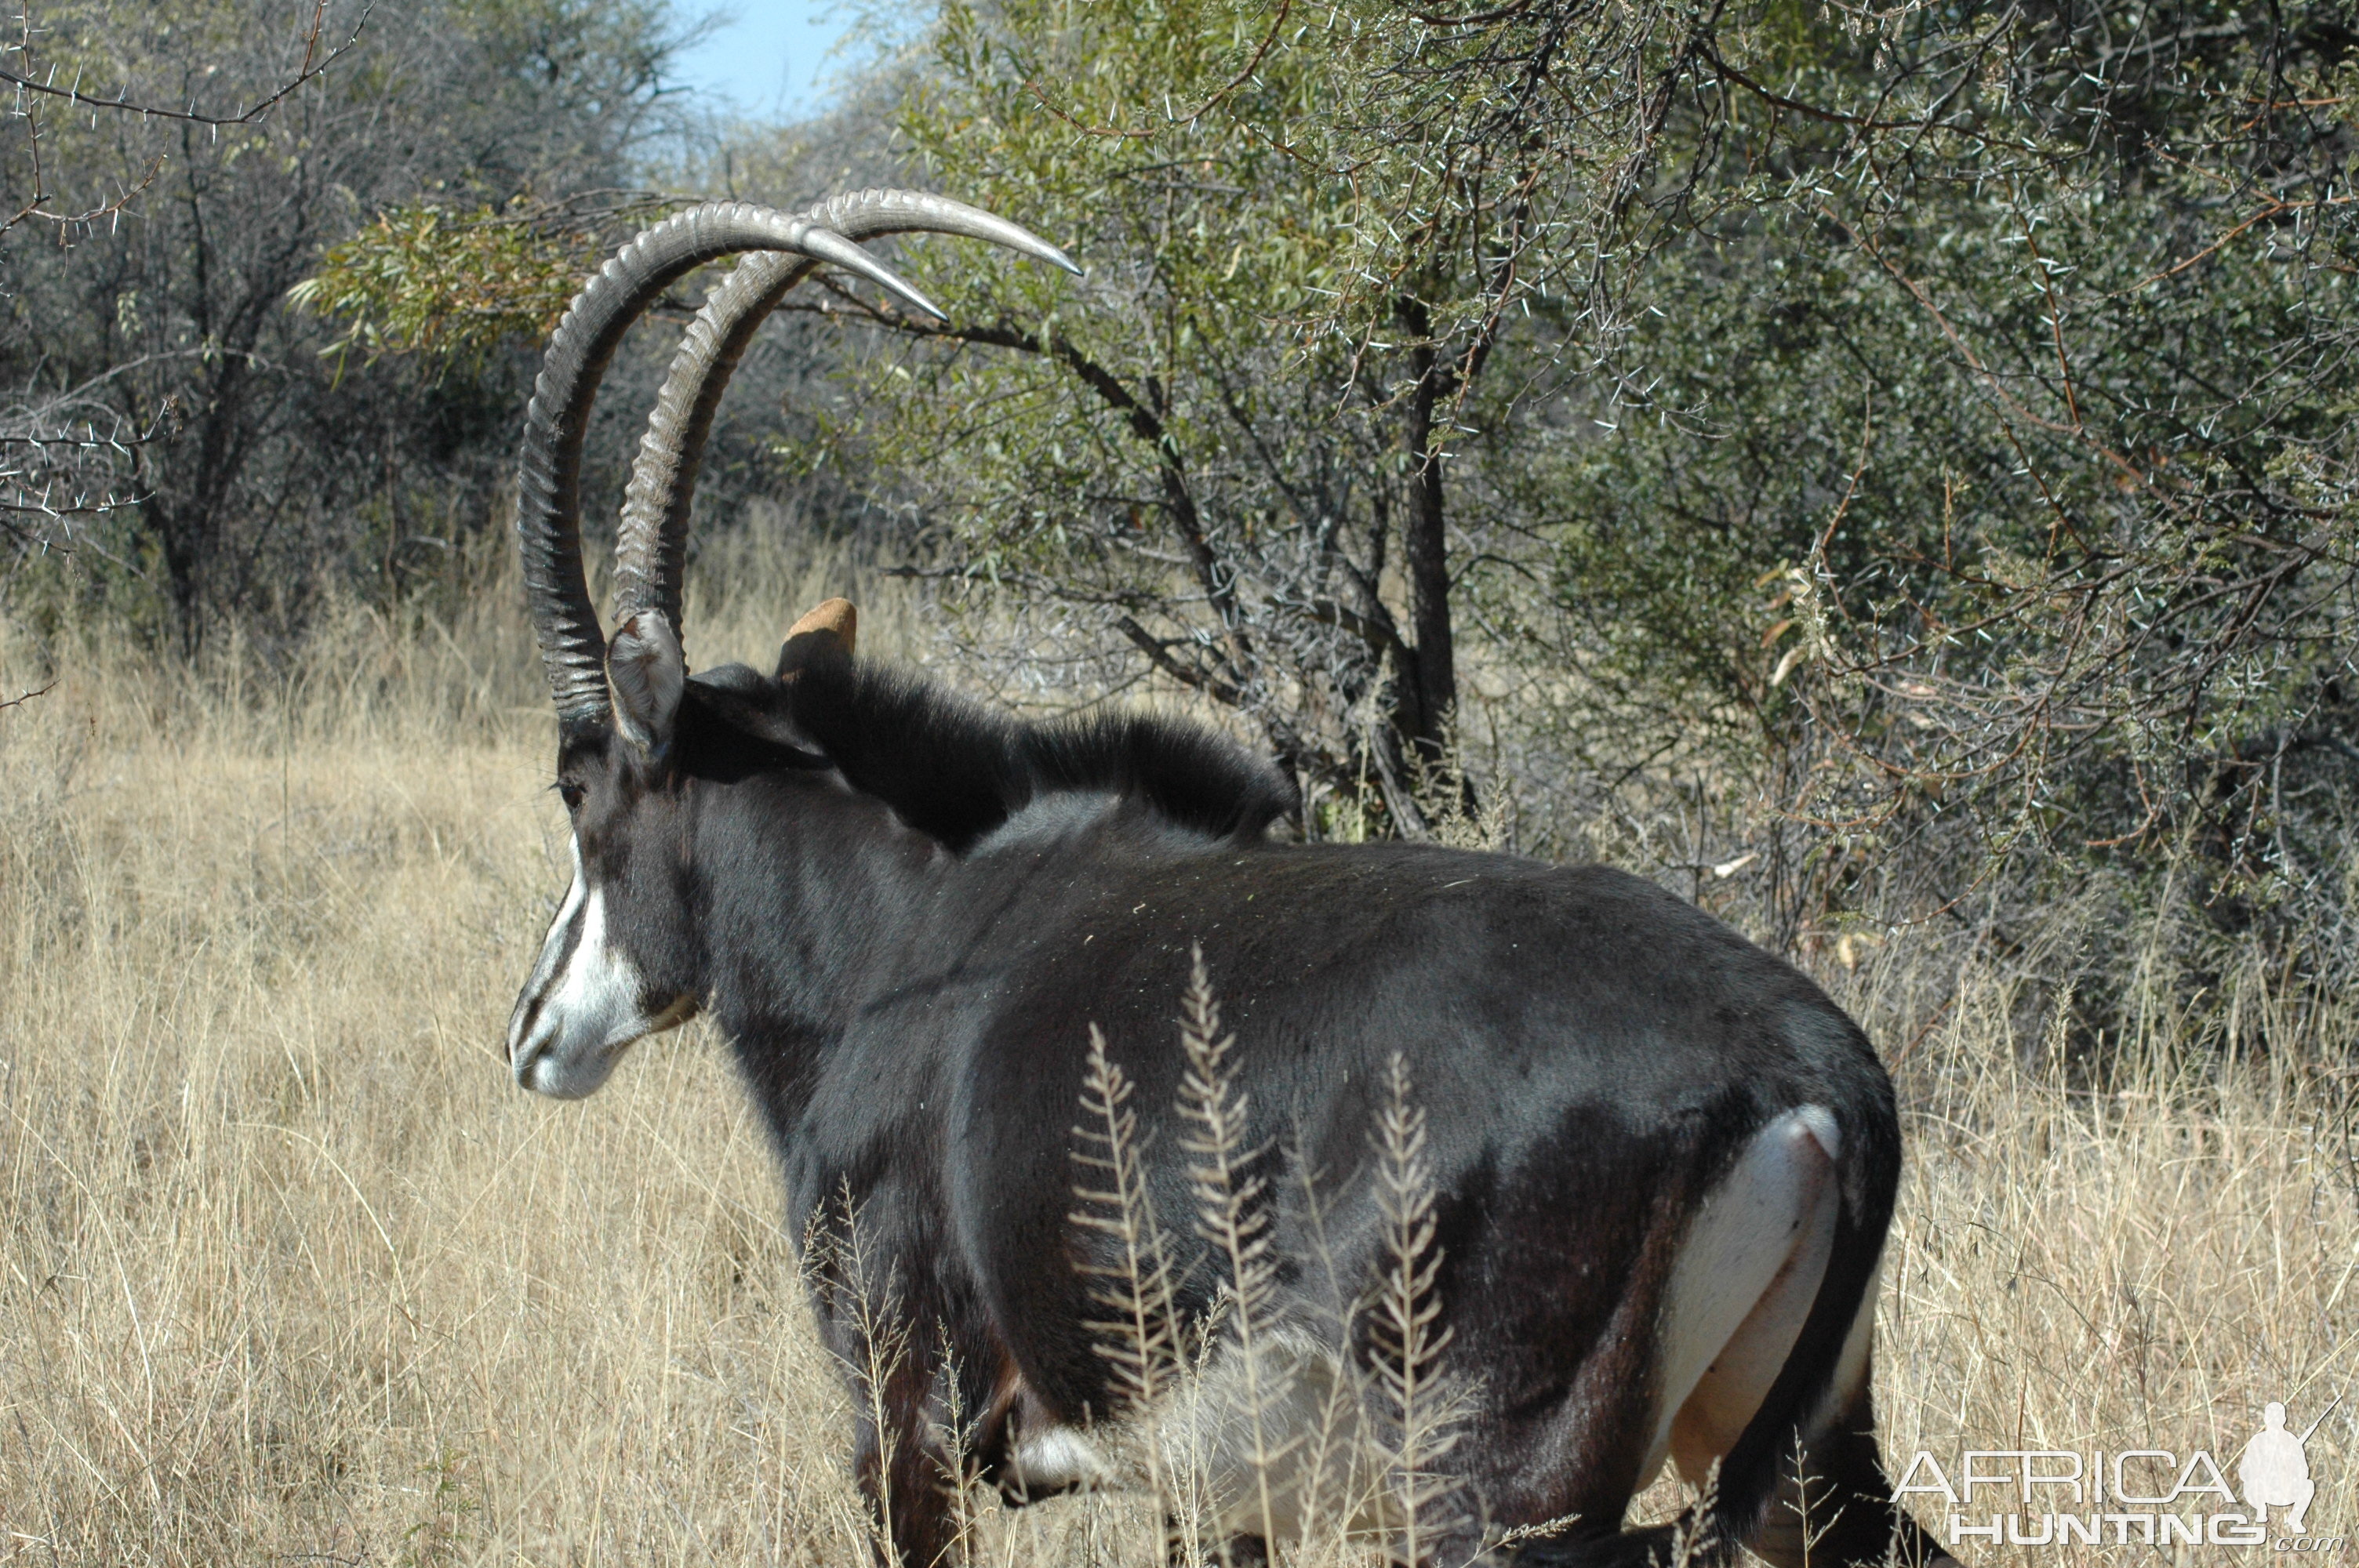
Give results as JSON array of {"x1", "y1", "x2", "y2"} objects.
[
  {"x1": 2239, "y1": 1400, "x2": 2325, "y2": 1534},
  {"x1": 1896, "y1": 1392, "x2": 2343, "y2": 1551}
]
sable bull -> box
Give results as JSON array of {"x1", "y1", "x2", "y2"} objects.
[{"x1": 500, "y1": 188, "x2": 1953, "y2": 1568}]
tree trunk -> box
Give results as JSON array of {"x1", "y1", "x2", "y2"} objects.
[
  {"x1": 1396, "y1": 299, "x2": 1452, "y2": 759},
  {"x1": 1398, "y1": 299, "x2": 1456, "y2": 762}
]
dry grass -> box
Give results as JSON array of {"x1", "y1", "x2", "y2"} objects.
[
  {"x1": 1, "y1": 543, "x2": 2353, "y2": 1566},
  {"x1": 1848, "y1": 960, "x2": 2359, "y2": 1562}
]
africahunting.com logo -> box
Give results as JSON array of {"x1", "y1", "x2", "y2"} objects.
[{"x1": 1894, "y1": 1398, "x2": 2344, "y2": 1552}]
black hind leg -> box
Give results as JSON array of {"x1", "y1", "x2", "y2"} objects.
[
  {"x1": 1161, "y1": 1525, "x2": 1268, "y2": 1568},
  {"x1": 1748, "y1": 1381, "x2": 1954, "y2": 1568}
]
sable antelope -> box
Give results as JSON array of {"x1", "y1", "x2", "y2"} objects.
[{"x1": 502, "y1": 188, "x2": 1954, "y2": 1568}]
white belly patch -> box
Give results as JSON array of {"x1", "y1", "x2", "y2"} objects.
[{"x1": 1007, "y1": 1325, "x2": 1401, "y2": 1541}]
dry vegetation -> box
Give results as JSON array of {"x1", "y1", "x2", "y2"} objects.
[{"x1": 2, "y1": 541, "x2": 2354, "y2": 1566}]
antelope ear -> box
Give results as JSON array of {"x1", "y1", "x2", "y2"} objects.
[
  {"x1": 777, "y1": 597, "x2": 858, "y2": 677},
  {"x1": 609, "y1": 610, "x2": 685, "y2": 757}
]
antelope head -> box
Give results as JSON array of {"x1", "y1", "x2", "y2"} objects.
[{"x1": 503, "y1": 193, "x2": 1076, "y2": 1098}]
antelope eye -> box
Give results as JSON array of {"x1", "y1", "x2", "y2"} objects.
[{"x1": 558, "y1": 781, "x2": 586, "y2": 811}]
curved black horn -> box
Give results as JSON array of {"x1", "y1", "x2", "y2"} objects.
[
  {"x1": 608, "y1": 189, "x2": 1080, "y2": 643},
  {"x1": 516, "y1": 201, "x2": 964, "y2": 730}
]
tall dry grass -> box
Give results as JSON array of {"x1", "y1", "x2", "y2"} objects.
[{"x1": 1, "y1": 534, "x2": 2353, "y2": 1565}]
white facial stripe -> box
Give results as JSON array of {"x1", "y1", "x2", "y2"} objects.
[
  {"x1": 517, "y1": 837, "x2": 590, "y2": 1015},
  {"x1": 547, "y1": 885, "x2": 644, "y2": 1042},
  {"x1": 508, "y1": 833, "x2": 678, "y2": 1099}
]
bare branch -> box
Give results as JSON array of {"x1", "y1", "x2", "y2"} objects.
[{"x1": 0, "y1": 1, "x2": 371, "y2": 129}]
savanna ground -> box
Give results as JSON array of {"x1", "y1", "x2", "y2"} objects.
[{"x1": 2, "y1": 537, "x2": 2354, "y2": 1566}]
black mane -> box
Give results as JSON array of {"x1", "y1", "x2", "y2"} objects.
[{"x1": 688, "y1": 654, "x2": 1296, "y2": 851}]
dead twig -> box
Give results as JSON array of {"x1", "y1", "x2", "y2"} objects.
[
  {"x1": 0, "y1": 0, "x2": 371, "y2": 129},
  {"x1": 0, "y1": 678, "x2": 56, "y2": 711}
]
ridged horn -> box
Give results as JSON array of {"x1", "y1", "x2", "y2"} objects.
[
  {"x1": 608, "y1": 189, "x2": 1081, "y2": 641},
  {"x1": 515, "y1": 201, "x2": 970, "y2": 731}
]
